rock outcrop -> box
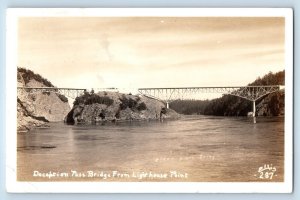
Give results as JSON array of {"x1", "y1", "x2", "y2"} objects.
[
  {"x1": 17, "y1": 68, "x2": 71, "y2": 132},
  {"x1": 65, "y1": 91, "x2": 180, "y2": 125}
]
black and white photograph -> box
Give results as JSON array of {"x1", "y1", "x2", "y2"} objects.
[{"x1": 6, "y1": 8, "x2": 293, "y2": 193}]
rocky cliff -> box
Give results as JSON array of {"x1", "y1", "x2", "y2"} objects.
[
  {"x1": 17, "y1": 68, "x2": 71, "y2": 132},
  {"x1": 65, "y1": 91, "x2": 180, "y2": 125}
]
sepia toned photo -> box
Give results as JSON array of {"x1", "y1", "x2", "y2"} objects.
[{"x1": 6, "y1": 8, "x2": 293, "y2": 193}]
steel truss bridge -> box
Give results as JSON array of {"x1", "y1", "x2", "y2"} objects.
[
  {"x1": 17, "y1": 85, "x2": 284, "y2": 123},
  {"x1": 138, "y1": 85, "x2": 284, "y2": 122},
  {"x1": 17, "y1": 87, "x2": 86, "y2": 99}
]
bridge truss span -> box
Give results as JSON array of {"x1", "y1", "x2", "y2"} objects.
[
  {"x1": 138, "y1": 85, "x2": 281, "y2": 102},
  {"x1": 138, "y1": 85, "x2": 283, "y2": 123},
  {"x1": 228, "y1": 85, "x2": 281, "y2": 101}
]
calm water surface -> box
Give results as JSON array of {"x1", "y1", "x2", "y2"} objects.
[{"x1": 17, "y1": 115, "x2": 284, "y2": 182}]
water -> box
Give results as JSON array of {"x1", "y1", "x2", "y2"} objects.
[{"x1": 17, "y1": 115, "x2": 284, "y2": 182}]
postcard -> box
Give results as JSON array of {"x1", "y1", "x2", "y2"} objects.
[{"x1": 6, "y1": 8, "x2": 293, "y2": 193}]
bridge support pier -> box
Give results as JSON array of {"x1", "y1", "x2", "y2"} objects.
[{"x1": 252, "y1": 100, "x2": 256, "y2": 124}]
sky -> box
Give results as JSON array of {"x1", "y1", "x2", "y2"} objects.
[{"x1": 18, "y1": 17, "x2": 285, "y2": 94}]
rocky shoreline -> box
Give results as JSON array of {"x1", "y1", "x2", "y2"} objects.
[{"x1": 65, "y1": 91, "x2": 180, "y2": 125}]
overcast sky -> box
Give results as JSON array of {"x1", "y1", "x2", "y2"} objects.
[{"x1": 18, "y1": 17, "x2": 285, "y2": 93}]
